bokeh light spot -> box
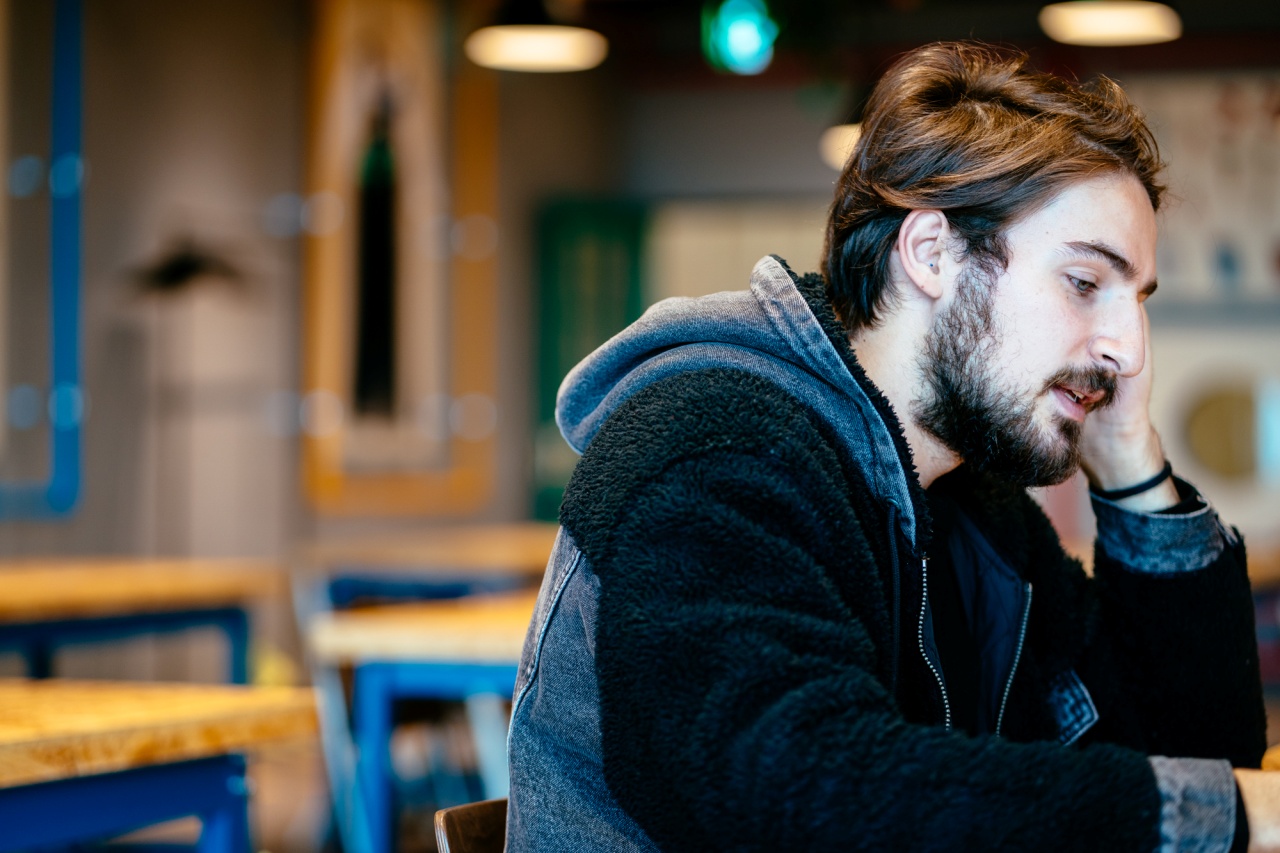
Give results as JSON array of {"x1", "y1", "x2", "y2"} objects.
[
  {"x1": 48, "y1": 383, "x2": 85, "y2": 429},
  {"x1": 451, "y1": 214, "x2": 500, "y2": 260},
  {"x1": 8, "y1": 156, "x2": 43, "y2": 198},
  {"x1": 6, "y1": 384, "x2": 41, "y2": 430},
  {"x1": 301, "y1": 389, "x2": 344, "y2": 437},
  {"x1": 450, "y1": 393, "x2": 498, "y2": 441},
  {"x1": 48, "y1": 154, "x2": 84, "y2": 199},
  {"x1": 702, "y1": 0, "x2": 778, "y2": 76},
  {"x1": 262, "y1": 193, "x2": 305, "y2": 238},
  {"x1": 415, "y1": 393, "x2": 450, "y2": 442},
  {"x1": 303, "y1": 192, "x2": 345, "y2": 236},
  {"x1": 262, "y1": 389, "x2": 301, "y2": 437}
]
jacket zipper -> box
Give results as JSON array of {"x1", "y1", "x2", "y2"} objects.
[
  {"x1": 917, "y1": 557, "x2": 952, "y2": 731},
  {"x1": 994, "y1": 582, "x2": 1033, "y2": 737},
  {"x1": 888, "y1": 508, "x2": 901, "y2": 696}
]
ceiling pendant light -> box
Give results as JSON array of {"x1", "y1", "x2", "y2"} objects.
[
  {"x1": 1039, "y1": 1, "x2": 1182, "y2": 47},
  {"x1": 465, "y1": 0, "x2": 608, "y2": 73}
]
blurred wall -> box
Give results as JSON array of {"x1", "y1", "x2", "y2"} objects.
[
  {"x1": 624, "y1": 85, "x2": 838, "y2": 200},
  {"x1": 0, "y1": 2, "x2": 629, "y2": 557},
  {"x1": 1, "y1": 3, "x2": 1274, "y2": 558},
  {"x1": 494, "y1": 68, "x2": 622, "y2": 520},
  {"x1": 1, "y1": 0, "x2": 307, "y2": 558}
]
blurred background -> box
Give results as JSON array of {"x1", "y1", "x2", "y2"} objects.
[
  {"x1": 2, "y1": 0, "x2": 1278, "y2": 567},
  {"x1": 1, "y1": 0, "x2": 1279, "y2": 849}
]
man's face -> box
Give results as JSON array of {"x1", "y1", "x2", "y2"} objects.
[{"x1": 913, "y1": 173, "x2": 1158, "y2": 487}]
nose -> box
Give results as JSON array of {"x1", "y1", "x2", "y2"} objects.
[{"x1": 1088, "y1": 302, "x2": 1146, "y2": 378}]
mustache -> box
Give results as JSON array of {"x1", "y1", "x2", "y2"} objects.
[{"x1": 1044, "y1": 366, "x2": 1118, "y2": 411}]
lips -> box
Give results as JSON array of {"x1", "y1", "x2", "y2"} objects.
[
  {"x1": 1044, "y1": 368, "x2": 1118, "y2": 423},
  {"x1": 1056, "y1": 383, "x2": 1107, "y2": 411}
]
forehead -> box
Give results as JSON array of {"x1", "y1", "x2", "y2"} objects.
[{"x1": 1003, "y1": 173, "x2": 1158, "y2": 277}]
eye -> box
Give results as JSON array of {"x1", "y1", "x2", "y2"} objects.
[{"x1": 1068, "y1": 275, "x2": 1096, "y2": 295}]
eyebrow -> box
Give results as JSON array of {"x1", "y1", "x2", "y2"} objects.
[{"x1": 1062, "y1": 240, "x2": 1159, "y2": 298}]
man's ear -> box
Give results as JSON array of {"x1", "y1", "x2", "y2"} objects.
[{"x1": 895, "y1": 209, "x2": 949, "y2": 301}]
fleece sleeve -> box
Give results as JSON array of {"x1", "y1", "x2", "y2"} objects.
[
  {"x1": 1086, "y1": 478, "x2": 1264, "y2": 853},
  {"x1": 1089, "y1": 478, "x2": 1265, "y2": 768}
]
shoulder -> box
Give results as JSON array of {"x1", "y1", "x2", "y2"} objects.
[
  {"x1": 561, "y1": 367, "x2": 864, "y2": 560},
  {"x1": 567, "y1": 365, "x2": 847, "y2": 484},
  {"x1": 583, "y1": 366, "x2": 831, "y2": 459}
]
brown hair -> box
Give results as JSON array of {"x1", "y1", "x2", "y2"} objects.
[{"x1": 822, "y1": 42, "x2": 1164, "y2": 332}]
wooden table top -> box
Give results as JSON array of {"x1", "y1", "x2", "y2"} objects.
[
  {"x1": 298, "y1": 522, "x2": 559, "y2": 578},
  {"x1": 308, "y1": 591, "x2": 537, "y2": 665},
  {"x1": 0, "y1": 559, "x2": 284, "y2": 622},
  {"x1": 0, "y1": 679, "x2": 317, "y2": 789}
]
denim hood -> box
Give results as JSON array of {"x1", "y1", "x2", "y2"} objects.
[{"x1": 556, "y1": 254, "x2": 922, "y2": 546}]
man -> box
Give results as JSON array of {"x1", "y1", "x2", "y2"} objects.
[{"x1": 506, "y1": 42, "x2": 1272, "y2": 851}]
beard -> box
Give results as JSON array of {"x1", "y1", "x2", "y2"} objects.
[{"x1": 912, "y1": 267, "x2": 1117, "y2": 488}]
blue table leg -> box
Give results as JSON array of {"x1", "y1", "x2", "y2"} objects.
[
  {"x1": 0, "y1": 754, "x2": 251, "y2": 852},
  {"x1": 217, "y1": 608, "x2": 251, "y2": 685},
  {"x1": 352, "y1": 661, "x2": 519, "y2": 853},
  {"x1": 197, "y1": 766, "x2": 252, "y2": 853},
  {"x1": 355, "y1": 664, "x2": 396, "y2": 853}
]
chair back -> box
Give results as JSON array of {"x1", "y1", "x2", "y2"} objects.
[{"x1": 434, "y1": 797, "x2": 508, "y2": 853}]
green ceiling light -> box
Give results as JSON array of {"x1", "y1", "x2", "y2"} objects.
[
  {"x1": 702, "y1": 0, "x2": 780, "y2": 76},
  {"x1": 1039, "y1": 1, "x2": 1182, "y2": 46},
  {"x1": 465, "y1": 0, "x2": 608, "y2": 73}
]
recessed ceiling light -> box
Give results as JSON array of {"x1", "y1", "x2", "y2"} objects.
[
  {"x1": 465, "y1": 0, "x2": 607, "y2": 73},
  {"x1": 465, "y1": 25, "x2": 607, "y2": 72},
  {"x1": 1039, "y1": 1, "x2": 1182, "y2": 47}
]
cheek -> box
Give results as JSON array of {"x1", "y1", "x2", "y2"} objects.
[
  {"x1": 993, "y1": 348, "x2": 1047, "y2": 395},
  {"x1": 987, "y1": 317, "x2": 1071, "y2": 392},
  {"x1": 999, "y1": 291, "x2": 1089, "y2": 365}
]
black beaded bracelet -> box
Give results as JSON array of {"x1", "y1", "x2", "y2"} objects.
[{"x1": 1090, "y1": 459, "x2": 1174, "y2": 501}]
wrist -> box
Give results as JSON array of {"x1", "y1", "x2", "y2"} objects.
[
  {"x1": 1082, "y1": 426, "x2": 1165, "y2": 492},
  {"x1": 1082, "y1": 429, "x2": 1180, "y2": 512},
  {"x1": 1234, "y1": 769, "x2": 1280, "y2": 853},
  {"x1": 1093, "y1": 473, "x2": 1180, "y2": 513},
  {"x1": 1091, "y1": 459, "x2": 1172, "y2": 500}
]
